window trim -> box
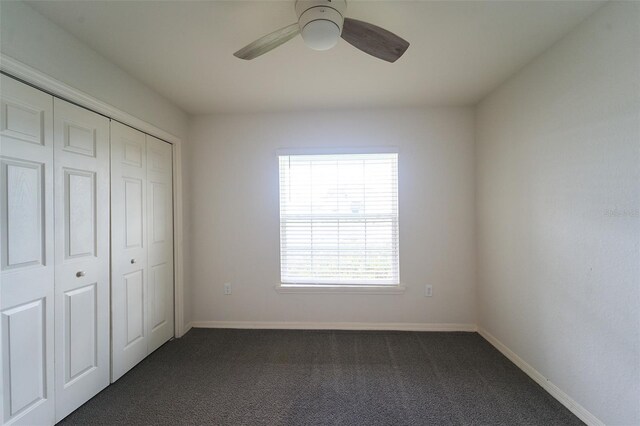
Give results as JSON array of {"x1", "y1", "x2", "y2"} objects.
[
  {"x1": 277, "y1": 148, "x2": 400, "y2": 287},
  {"x1": 276, "y1": 146, "x2": 400, "y2": 156},
  {"x1": 274, "y1": 283, "x2": 407, "y2": 294}
]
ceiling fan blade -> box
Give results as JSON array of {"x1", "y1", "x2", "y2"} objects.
[
  {"x1": 234, "y1": 23, "x2": 300, "y2": 60},
  {"x1": 341, "y1": 18, "x2": 409, "y2": 63}
]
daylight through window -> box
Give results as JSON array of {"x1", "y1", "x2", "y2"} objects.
[{"x1": 279, "y1": 152, "x2": 399, "y2": 285}]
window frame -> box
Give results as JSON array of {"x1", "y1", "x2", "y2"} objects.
[{"x1": 276, "y1": 147, "x2": 401, "y2": 291}]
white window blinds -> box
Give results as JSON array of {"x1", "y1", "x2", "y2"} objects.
[{"x1": 279, "y1": 153, "x2": 399, "y2": 285}]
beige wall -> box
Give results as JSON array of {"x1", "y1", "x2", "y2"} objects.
[
  {"x1": 188, "y1": 107, "x2": 476, "y2": 326},
  {"x1": 476, "y1": 2, "x2": 640, "y2": 424}
]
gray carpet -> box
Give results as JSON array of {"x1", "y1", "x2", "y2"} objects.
[{"x1": 59, "y1": 329, "x2": 583, "y2": 425}]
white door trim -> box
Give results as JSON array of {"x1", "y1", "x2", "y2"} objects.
[{"x1": 0, "y1": 54, "x2": 188, "y2": 338}]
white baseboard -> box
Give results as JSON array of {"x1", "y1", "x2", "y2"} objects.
[
  {"x1": 191, "y1": 321, "x2": 477, "y2": 332},
  {"x1": 478, "y1": 327, "x2": 604, "y2": 426}
]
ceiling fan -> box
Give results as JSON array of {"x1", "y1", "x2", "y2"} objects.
[{"x1": 234, "y1": 0, "x2": 410, "y2": 63}]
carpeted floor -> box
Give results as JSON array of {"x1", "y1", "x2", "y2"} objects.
[{"x1": 59, "y1": 329, "x2": 583, "y2": 425}]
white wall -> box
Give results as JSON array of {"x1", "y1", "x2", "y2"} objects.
[
  {"x1": 0, "y1": 1, "x2": 194, "y2": 329},
  {"x1": 0, "y1": 1, "x2": 188, "y2": 140},
  {"x1": 476, "y1": 2, "x2": 639, "y2": 424},
  {"x1": 188, "y1": 107, "x2": 476, "y2": 326}
]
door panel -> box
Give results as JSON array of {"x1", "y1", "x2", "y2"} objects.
[
  {"x1": 64, "y1": 283, "x2": 97, "y2": 382},
  {"x1": 66, "y1": 170, "x2": 96, "y2": 258},
  {"x1": 2, "y1": 159, "x2": 44, "y2": 269},
  {"x1": 146, "y1": 136, "x2": 174, "y2": 353},
  {"x1": 151, "y1": 183, "x2": 167, "y2": 243},
  {"x1": 124, "y1": 178, "x2": 144, "y2": 248},
  {"x1": 1, "y1": 299, "x2": 46, "y2": 419},
  {"x1": 1, "y1": 98, "x2": 45, "y2": 146},
  {"x1": 53, "y1": 98, "x2": 110, "y2": 422},
  {"x1": 62, "y1": 122, "x2": 96, "y2": 157},
  {"x1": 0, "y1": 74, "x2": 55, "y2": 425},
  {"x1": 111, "y1": 121, "x2": 148, "y2": 381},
  {"x1": 124, "y1": 270, "x2": 144, "y2": 346},
  {"x1": 150, "y1": 263, "x2": 168, "y2": 330}
]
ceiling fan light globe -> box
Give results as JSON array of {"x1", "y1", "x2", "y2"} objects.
[{"x1": 301, "y1": 20, "x2": 341, "y2": 51}]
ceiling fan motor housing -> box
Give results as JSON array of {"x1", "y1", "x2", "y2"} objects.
[{"x1": 295, "y1": 0, "x2": 347, "y2": 50}]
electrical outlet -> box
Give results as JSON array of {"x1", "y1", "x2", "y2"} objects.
[
  {"x1": 224, "y1": 282, "x2": 232, "y2": 295},
  {"x1": 425, "y1": 285, "x2": 433, "y2": 297}
]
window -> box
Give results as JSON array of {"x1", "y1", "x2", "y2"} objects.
[{"x1": 279, "y1": 152, "x2": 399, "y2": 286}]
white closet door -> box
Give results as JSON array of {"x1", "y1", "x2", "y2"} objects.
[
  {"x1": 53, "y1": 98, "x2": 110, "y2": 421},
  {"x1": 110, "y1": 121, "x2": 148, "y2": 382},
  {"x1": 0, "y1": 75, "x2": 55, "y2": 424},
  {"x1": 146, "y1": 136, "x2": 174, "y2": 353}
]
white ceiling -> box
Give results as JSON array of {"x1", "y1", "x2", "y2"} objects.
[{"x1": 27, "y1": 0, "x2": 603, "y2": 115}]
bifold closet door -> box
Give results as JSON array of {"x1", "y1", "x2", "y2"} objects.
[
  {"x1": 53, "y1": 98, "x2": 110, "y2": 422},
  {"x1": 146, "y1": 136, "x2": 174, "y2": 353},
  {"x1": 111, "y1": 122, "x2": 148, "y2": 381},
  {"x1": 0, "y1": 75, "x2": 55, "y2": 424},
  {"x1": 111, "y1": 123, "x2": 174, "y2": 381}
]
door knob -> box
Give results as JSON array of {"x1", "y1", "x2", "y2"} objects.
[
  {"x1": 130, "y1": 258, "x2": 137, "y2": 264},
  {"x1": 76, "y1": 271, "x2": 86, "y2": 278}
]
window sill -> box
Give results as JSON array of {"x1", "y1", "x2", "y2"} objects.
[{"x1": 274, "y1": 284, "x2": 406, "y2": 295}]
